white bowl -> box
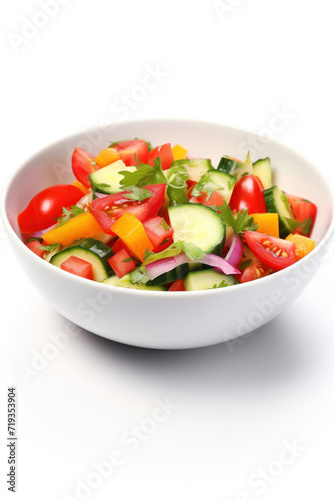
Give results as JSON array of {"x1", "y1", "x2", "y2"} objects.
[{"x1": 2, "y1": 119, "x2": 334, "y2": 349}]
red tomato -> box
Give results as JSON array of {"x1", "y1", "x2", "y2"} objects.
[
  {"x1": 229, "y1": 174, "x2": 266, "y2": 214},
  {"x1": 112, "y1": 140, "x2": 149, "y2": 166},
  {"x1": 237, "y1": 245, "x2": 271, "y2": 283},
  {"x1": 168, "y1": 279, "x2": 185, "y2": 291},
  {"x1": 143, "y1": 216, "x2": 174, "y2": 252},
  {"x1": 148, "y1": 144, "x2": 174, "y2": 170},
  {"x1": 111, "y1": 238, "x2": 125, "y2": 253},
  {"x1": 287, "y1": 195, "x2": 317, "y2": 237},
  {"x1": 107, "y1": 248, "x2": 136, "y2": 279},
  {"x1": 26, "y1": 240, "x2": 47, "y2": 259},
  {"x1": 72, "y1": 148, "x2": 99, "y2": 188},
  {"x1": 89, "y1": 184, "x2": 166, "y2": 235},
  {"x1": 244, "y1": 231, "x2": 296, "y2": 271},
  {"x1": 18, "y1": 184, "x2": 83, "y2": 234},
  {"x1": 60, "y1": 256, "x2": 93, "y2": 280}
]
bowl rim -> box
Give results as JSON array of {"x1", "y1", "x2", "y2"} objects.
[{"x1": 2, "y1": 117, "x2": 334, "y2": 299}]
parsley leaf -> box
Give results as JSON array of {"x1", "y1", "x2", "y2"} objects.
[
  {"x1": 191, "y1": 172, "x2": 221, "y2": 201},
  {"x1": 89, "y1": 159, "x2": 97, "y2": 167},
  {"x1": 143, "y1": 244, "x2": 182, "y2": 265},
  {"x1": 56, "y1": 206, "x2": 85, "y2": 227},
  {"x1": 299, "y1": 216, "x2": 312, "y2": 235},
  {"x1": 159, "y1": 237, "x2": 170, "y2": 246},
  {"x1": 219, "y1": 201, "x2": 259, "y2": 235},
  {"x1": 129, "y1": 266, "x2": 150, "y2": 285},
  {"x1": 284, "y1": 217, "x2": 300, "y2": 232},
  {"x1": 239, "y1": 259, "x2": 252, "y2": 270},
  {"x1": 71, "y1": 206, "x2": 86, "y2": 217},
  {"x1": 28, "y1": 237, "x2": 43, "y2": 243},
  {"x1": 122, "y1": 257, "x2": 133, "y2": 263},
  {"x1": 120, "y1": 157, "x2": 189, "y2": 206},
  {"x1": 39, "y1": 243, "x2": 59, "y2": 253},
  {"x1": 212, "y1": 280, "x2": 229, "y2": 289},
  {"x1": 123, "y1": 186, "x2": 153, "y2": 202},
  {"x1": 174, "y1": 241, "x2": 206, "y2": 261}
]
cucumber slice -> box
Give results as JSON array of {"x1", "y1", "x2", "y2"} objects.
[
  {"x1": 89, "y1": 160, "x2": 136, "y2": 194},
  {"x1": 217, "y1": 157, "x2": 238, "y2": 174},
  {"x1": 264, "y1": 185, "x2": 296, "y2": 238},
  {"x1": 168, "y1": 203, "x2": 225, "y2": 254},
  {"x1": 51, "y1": 238, "x2": 114, "y2": 281},
  {"x1": 147, "y1": 263, "x2": 190, "y2": 286},
  {"x1": 253, "y1": 158, "x2": 273, "y2": 189},
  {"x1": 184, "y1": 269, "x2": 239, "y2": 291},
  {"x1": 233, "y1": 151, "x2": 253, "y2": 180},
  {"x1": 171, "y1": 159, "x2": 213, "y2": 182},
  {"x1": 103, "y1": 274, "x2": 166, "y2": 291},
  {"x1": 193, "y1": 170, "x2": 236, "y2": 204}
]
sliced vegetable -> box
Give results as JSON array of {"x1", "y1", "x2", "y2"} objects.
[
  {"x1": 168, "y1": 279, "x2": 185, "y2": 291},
  {"x1": 253, "y1": 157, "x2": 273, "y2": 190},
  {"x1": 60, "y1": 255, "x2": 93, "y2": 280},
  {"x1": 264, "y1": 185, "x2": 298, "y2": 238},
  {"x1": 237, "y1": 244, "x2": 272, "y2": 283},
  {"x1": 26, "y1": 240, "x2": 48, "y2": 259},
  {"x1": 184, "y1": 269, "x2": 239, "y2": 291},
  {"x1": 111, "y1": 139, "x2": 149, "y2": 166},
  {"x1": 172, "y1": 144, "x2": 188, "y2": 161},
  {"x1": 72, "y1": 180, "x2": 90, "y2": 195},
  {"x1": 143, "y1": 216, "x2": 174, "y2": 252},
  {"x1": 102, "y1": 274, "x2": 166, "y2": 291},
  {"x1": 287, "y1": 194, "x2": 317, "y2": 237},
  {"x1": 168, "y1": 203, "x2": 225, "y2": 254},
  {"x1": 43, "y1": 212, "x2": 103, "y2": 247},
  {"x1": 107, "y1": 248, "x2": 136, "y2": 279},
  {"x1": 171, "y1": 158, "x2": 213, "y2": 183},
  {"x1": 252, "y1": 213, "x2": 279, "y2": 238},
  {"x1": 51, "y1": 238, "x2": 114, "y2": 281},
  {"x1": 89, "y1": 160, "x2": 136, "y2": 195},
  {"x1": 191, "y1": 170, "x2": 237, "y2": 204},
  {"x1": 72, "y1": 148, "x2": 100, "y2": 188},
  {"x1": 94, "y1": 148, "x2": 120, "y2": 168},
  {"x1": 148, "y1": 143, "x2": 174, "y2": 170},
  {"x1": 224, "y1": 233, "x2": 243, "y2": 267},
  {"x1": 111, "y1": 212, "x2": 154, "y2": 261},
  {"x1": 89, "y1": 184, "x2": 166, "y2": 235},
  {"x1": 285, "y1": 233, "x2": 315, "y2": 261},
  {"x1": 244, "y1": 231, "x2": 296, "y2": 271}
]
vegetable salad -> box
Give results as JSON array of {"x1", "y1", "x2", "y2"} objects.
[{"x1": 18, "y1": 139, "x2": 317, "y2": 291}]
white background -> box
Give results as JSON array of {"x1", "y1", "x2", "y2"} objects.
[{"x1": 1, "y1": 0, "x2": 334, "y2": 499}]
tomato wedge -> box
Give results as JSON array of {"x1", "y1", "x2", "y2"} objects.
[
  {"x1": 229, "y1": 174, "x2": 266, "y2": 214},
  {"x1": 244, "y1": 231, "x2": 296, "y2": 271},
  {"x1": 18, "y1": 184, "x2": 83, "y2": 234},
  {"x1": 287, "y1": 194, "x2": 317, "y2": 237},
  {"x1": 237, "y1": 244, "x2": 271, "y2": 283},
  {"x1": 72, "y1": 148, "x2": 100, "y2": 188},
  {"x1": 89, "y1": 184, "x2": 166, "y2": 235},
  {"x1": 148, "y1": 143, "x2": 174, "y2": 170},
  {"x1": 112, "y1": 140, "x2": 149, "y2": 166}
]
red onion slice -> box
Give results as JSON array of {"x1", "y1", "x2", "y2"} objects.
[{"x1": 224, "y1": 233, "x2": 243, "y2": 267}]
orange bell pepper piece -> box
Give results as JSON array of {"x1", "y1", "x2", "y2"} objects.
[
  {"x1": 285, "y1": 233, "x2": 315, "y2": 261},
  {"x1": 72, "y1": 180, "x2": 90, "y2": 195},
  {"x1": 111, "y1": 212, "x2": 153, "y2": 261},
  {"x1": 172, "y1": 144, "x2": 188, "y2": 161},
  {"x1": 252, "y1": 213, "x2": 279, "y2": 238},
  {"x1": 43, "y1": 213, "x2": 103, "y2": 247},
  {"x1": 94, "y1": 148, "x2": 120, "y2": 168}
]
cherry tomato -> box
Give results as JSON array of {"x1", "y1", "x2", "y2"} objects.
[
  {"x1": 168, "y1": 279, "x2": 185, "y2": 291},
  {"x1": 148, "y1": 143, "x2": 174, "y2": 170},
  {"x1": 72, "y1": 148, "x2": 99, "y2": 188},
  {"x1": 112, "y1": 140, "x2": 149, "y2": 166},
  {"x1": 244, "y1": 231, "x2": 296, "y2": 271},
  {"x1": 89, "y1": 184, "x2": 166, "y2": 235},
  {"x1": 287, "y1": 194, "x2": 317, "y2": 237},
  {"x1": 229, "y1": 174, "x2": 266, "y2": 214},
  {"x1": 18, "y1": 184, "x2": 83, "y2": 234}
]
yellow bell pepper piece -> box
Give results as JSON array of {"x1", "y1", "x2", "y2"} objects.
[
  {"x1": 252, "y1": 213, "x2": 279, "y2": 238},
  {"x1": 43, "y1": 213, "x2": 103, "y2": 247},
  {"x1": 172, "y1": 144, "x2": 188, "y2": 161},
  {"x1": 72, "y1": 180, "x2": 90, "y2": 195},
  {"x1": 111, "y1": 212, "x2": 153, "y2": 261},
  {"x1": 286, "y1": 234, "x2": 315, "y2": 261},
  {"x1": 94, "y1": 148, "x2": 120, "y2": 168}
]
